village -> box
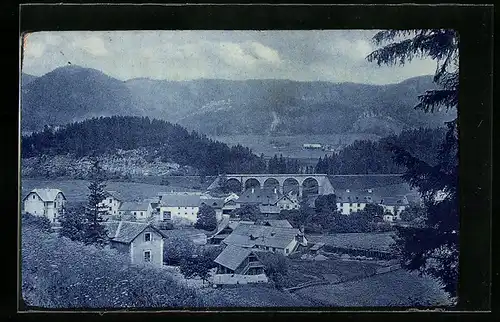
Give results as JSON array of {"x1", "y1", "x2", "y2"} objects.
[{"x1": 22, "y1": 173, "x2": 418, "y2": 290}]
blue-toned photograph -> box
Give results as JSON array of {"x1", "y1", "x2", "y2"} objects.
[{"x1": 20, "y1": 29, "x2": 458, "y2": 309}]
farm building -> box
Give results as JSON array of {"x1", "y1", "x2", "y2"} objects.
[
  {"x1": 157, "y1": 193, "x2": 202, "y2": 225},
  {"x1": 118, "y1": 201, "x2": 154, "y2": 221},
  {"x1": 23, "y1": 188, "x2": 66, "y2": 223},
  {"x1": 213, "y1": 245, "x2": 268, "y2": 285},
  {"x1": 335, "y1": 189, "x2": 379, "y2": 215},
  {"x1": 208, "y1": 218, "x2": 255, "y2": 245},
  {"x1": 235, "y1": 187, "x2": 299, "y2": 215},
  {"x1": 99, "y1": 190, "x2": 125, "y2": 216},
  {"x1": 104, "y1": 221, "x2": 165, "y2": 268},
  {"x1": 222, "y1": 223, "x2": 307, "y2": 256},
  {"x1": 303, "y1": 143, "x2": 323, "y2": 149}
]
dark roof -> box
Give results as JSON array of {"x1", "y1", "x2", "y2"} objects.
[
  {"x1": 119, "y1": 201, "x2": 151, "y2": 211},
  {"x1": 235, "y1": 187, "x2": 283, "y2": 205},
  {"x1": 214, "y1": 245, "x2": 254, "y2": 270},
  {"x1": 223, "y1": 223, "x2": 302, "y2": 249},
  {"x1": 335, "y1": 190, "x2": 381, "y2": 204},
  {"x1": 263, "y1": 220, "x2": 293, "y2": 228},
  {"x1": 105, "y1": 221, "x2": 162, "y2": 244},
  {"x1": 200, "y1": 197, "x2": 225, "y2": 209},
  {"x1": 310, "y1": 242, "x2": 325, "y2": 251},
  {"x1": 160, "y1": 228, "x2": 207, "y2": 239},
  {"x1": 24, "y1": 188, "x2": 65, "y2": 202},
  {"x1": 159, "y1": 194, "x2": 202, "y2": 207}
]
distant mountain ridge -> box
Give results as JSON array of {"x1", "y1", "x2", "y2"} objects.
[{"x1": 21, "y1": 65, "x2": 456, "y2": 135}]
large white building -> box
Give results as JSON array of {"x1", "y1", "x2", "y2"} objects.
[
  {"x1": 335, "y1": 189, "x2": 376, "y2": 215},
  {"x1": 23, "y1": 188, "x2": 67, "y2": 223},
  {"x1": 157, "y1": 193, "x2": 202, "y2": 225}
]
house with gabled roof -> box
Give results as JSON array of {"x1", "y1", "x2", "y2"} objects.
[
  {"x1": 23, "y1": 188, "x2": 66, "y2": 223},
  {"x1": 335, "y1": 189, "x2": 381, "y2": 215},
  {"x1": 235, "y1": 187, "x2": 299, "y2": 215},
  {"x1": 200, "y1": 197, "x2": 225, "y2": 222},
  {"x1": 105, "y1": 221, "x2": 164, "y2": 267},
  {"x1": 213, "y1": 245, "x2": 268, "y2": 285},
  {"x1": 157, "y1": 193, "x2": 202, "y2": 226},
  {"x1": 207, "y1": 218, "x2": 255, "y2": 245},
  {"x1": 222, "y1": 223, "x2": 307, "y2": 256},
  {"x1": 100, "y1": 190, "x2": 125, "y2": 217},
  {"x1": 118, "y1": 201, "x2": 154, "y2": 222}
]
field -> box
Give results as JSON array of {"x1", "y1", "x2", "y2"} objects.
[
  {"x1": 284, "y1": 258, "x2": 383, "y2": 288},
  {"x1": 294, "y1": 269, "x2": 452, "y2": 307},
  {"x1": 21, "y1": 178, "x2": 207, "y2": 206},
  {"x1": 209, "y1": 134, "x2": 381, "y2": 159},
  {"x1": 200, "y1": 284, "x2": 316, "y2": 307},
  {"x1": 307, "y1": 232, "x2": 396, "y2": 252}
]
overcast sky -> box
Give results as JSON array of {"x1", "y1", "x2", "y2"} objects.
[{"x1": 21, "y1": 30, "x2": 436, "y2": 85}]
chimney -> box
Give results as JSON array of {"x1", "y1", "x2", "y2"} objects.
[
  {"x1": 274, "y1": 188, "x2": 277, "y2": 194},
  {"x1": 251, "y1": 188, "x2": 255, "y2": 194},
  {"x1": 367, "y1": 189, "x2": 373, "y2": 193},
  {"x1": 346, "y1": 189, "x2": 350, "y2": 193}
]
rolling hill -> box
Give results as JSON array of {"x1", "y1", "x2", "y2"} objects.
[
  {"x1": 20, "y1": 65, "x2": 456, "y2": 135},
  {"x1": 20, "y1": 66, "x2": 139, "y2": 133}
]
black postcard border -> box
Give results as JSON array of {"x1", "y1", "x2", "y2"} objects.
[{"x1": 4, "y1": 2, "x2": 494, "y2": 319}]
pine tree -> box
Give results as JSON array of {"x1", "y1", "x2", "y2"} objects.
[
  {"x1": 367, "y1": 29, "x2": 459, "y2": 298},
  {"x1": 59, "y1": 205, "x2": 87, "y2": 242},
  {"x1": 82, "y1": 158, "x2": 109, "y2": 247}
]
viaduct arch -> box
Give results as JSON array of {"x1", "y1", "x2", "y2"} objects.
[{"x1": 208, "y1": 174, "x2": 335, "y2": 197}]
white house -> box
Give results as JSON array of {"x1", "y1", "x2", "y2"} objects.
[
  {"x1": 104, "y1": 221, "x2": 165, "y2": 267},
  {"x1": 23, "y1": 188, "x2": 66, "y2": 223},
  {"x1": 118, "y1": 201, "x2": 154, "y2": 222},
  {"x1": 336, "y1": 189, "x2": 377, "y2": 215},
  {"x1": 157, "y1": 193, "x2": 202, "y2": 225},
  {"x1": 99, "y1": 191, "x2": 124, "y2": 216}
]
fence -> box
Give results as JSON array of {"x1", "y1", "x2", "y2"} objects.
[
  {"x1": 322, "y1": 245, "x2": 396, "y2": 260},
  {"x1": 212, "y1": 273, "x2": 269, "y2": 285}
]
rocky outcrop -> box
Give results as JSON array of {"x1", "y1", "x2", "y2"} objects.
[{"x1": 21, "y1": 148, "x2": 194, "y2": 179}]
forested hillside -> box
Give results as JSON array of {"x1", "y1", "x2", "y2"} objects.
[
  {"x1": 21, "y1": 116, "x2": 266, "y2": 176},
  {"x1": 314, "y1": 127, "x2": 446, "y2": 175}
]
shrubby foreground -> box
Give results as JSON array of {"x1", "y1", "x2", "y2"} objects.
[{"x1": 21, "y1": 217, "x2": 204, "y2": 309}]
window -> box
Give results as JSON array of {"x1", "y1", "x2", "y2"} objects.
[
  {"x1": 33, "y1": 195, "x2": 35, "y2": 199},
  {"x1": 272, "y1": 248, "x2": 276, "y2": 252},
  {"x1": 141, "y1": 211, "x2": 144, "y2": 216},
  {"x1": 144, "y1": 251, "x2": 151, "y2": 262},
  {"x1": 133, "y1": 212, "x2": 137, "y2": 216},
  {"x1": 357, "y1": 203, "x2": 361, "y2": 207},
  {"x1": 144, "y1": 233, "x2": 151, "y2": 242},
  {"x1": 286, "y1": 248, "x2": 289, "y2": 254},
  {"x1": 109, "y1": 198, "x2": 112, "y2": 203}
]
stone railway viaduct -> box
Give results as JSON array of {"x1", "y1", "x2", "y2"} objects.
[{"x1": 207, "y1": 174, "x2": 336, "y2": 197}]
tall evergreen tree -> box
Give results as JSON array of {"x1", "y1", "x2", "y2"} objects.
[
  {"x1": 367, "y1": 29, "x2": 459, "y2": 298},
  {"x1": 83, "y1": 158, "x2": 109, "y2": 247}
]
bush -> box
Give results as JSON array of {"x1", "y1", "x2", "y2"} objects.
[
  {"x1": 21, "y1": 213, "x2": 51, "y2": 232},
  {"x1": 21, "y1": 224, "x2": 203, "y2": 308},
  {"x1": 163, "y1": 236, "x2": 199, "y2": 266}
]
